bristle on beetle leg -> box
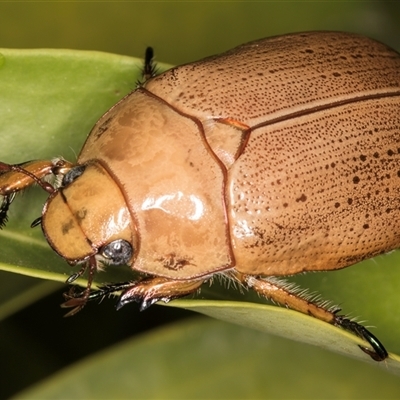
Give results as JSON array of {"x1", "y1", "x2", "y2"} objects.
[{"x1": 230, "y1": 271, "x2": 388, "y2": 362}]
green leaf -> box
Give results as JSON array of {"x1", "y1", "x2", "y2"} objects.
[
  {"x1": 1, "y1": 49, "x2": 400, "y2": 371},
  {"x1": 14, "y1": 318, "x2": 400, "y2": 399},
  {"x1": 170, "y1": 299, "x2": 400, "y2": 371}
]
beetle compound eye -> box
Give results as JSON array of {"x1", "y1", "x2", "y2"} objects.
[
  {"x1": 100, "y1": 239, "x2": 133, "y2": 265},
  {"x1": 62, "y1": 165, "x2": 86, "y2": 187}
]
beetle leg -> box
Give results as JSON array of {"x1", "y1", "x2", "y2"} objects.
[
  {"x1": 116, "y1": 277, "x2": 205, "y2": 311},
  {"x1": 142, "y1": 47, "x2": 157, "y2": 82},
  {"x1": 61, "y1": 277, "x2": 205, "y2": 312},
  {"x1": 137, "y1": 47, "x2": 157, "y2": 87},
  {"x1": 87, "y1": 281, "x2": 135, "y2": 302},
  {"x1": 65, "y1": 264, "x2": 88, "y2": 284},
  {"x1": 0, "y1": 159, "x2": 73, "y2": 227},
  {"x1": 30, "y1": 216, "x2": 42, "y2": 228},
  {"x1": 231, "y1": 271, "x2": 388, "y2": 361},
  {"x1": 334, "y1": 315, "x2": 388, "y2": 361},
  {"x1": 61, "y1": 256, "x2": 97, "y2": 317},
  {"x1": 60, "y1": 281, "x2": 134, "y2": 307},
  {"x1": 0, "y1": 192, "x2": 15, "y2": 228},
  {"x1": 0, "y1": 159, "x2": 72, "y2": 194}
]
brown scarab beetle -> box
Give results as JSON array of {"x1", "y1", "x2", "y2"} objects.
[{"x1": 2, "y1": 31, "x2": 400, "y2": 362}]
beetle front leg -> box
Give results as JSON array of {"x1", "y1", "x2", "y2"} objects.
[
  {"x1": 0, "y1": 159, "x2": 73, "y2": 194},
  {"x1": 0, "y1": 159, "x2": 73, "y2": 227},
  {"x1": 231, "y1": 271, "x2": 388, "y2": 361},
  {"x1": 0, "y1": 192, "x2": 15, "y2": 228},
  {"x1": 117, "y1": 277, "x2": 205, "y2": 311},
  {"x1": 61, "y1": 276, "x2": 205, "y2": 313},
  {"x1": 61, "y1": 256, "x2": 98, "y2": 317}
]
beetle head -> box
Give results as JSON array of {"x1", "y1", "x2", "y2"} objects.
[{"x1": 42, "y1": 163, "x2": 136, "y2": 268}]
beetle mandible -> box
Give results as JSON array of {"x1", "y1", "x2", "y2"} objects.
[{"x1": 2, "y1": 31, "x2": 400, "y2": 362}]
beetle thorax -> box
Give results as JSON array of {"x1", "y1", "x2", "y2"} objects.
[{"x1": 78, "y1": 90, "x2": 235, "y2": 279}]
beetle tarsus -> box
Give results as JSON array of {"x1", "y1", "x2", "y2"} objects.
[
  {"x1": 136, "y1": 47, "x2": 157, "y2": 87},
  {"x1": 65, "y1": 261, "x2": 93, "y2": 284},
  {"x1": 231, "y1": 272, "x2": 388, "y2": 362},
  {"x1": 0, "y1": 193, "x2": 16, "y2": 229},
  {"x1": 61, "y1": 288, "x2": 88, "y2": 317},
  {"x1": 61, "y1": 256, "x2": 97, "y2": 316},
  {"x1": 65, "y1": 273, "x2": 80, "y2": 284},
  {"x1": 334, "y1": 315, "x2": 388, "y2": 361},
  {"x1": 87, "y1": 282, "x2": 133, "y2": 301},
  {"x1": 141, "y1": 47, "x2": 157, "y2": 84},
  {"x1": 73, "y1": 276, "x2": 204, "y2": 311},
  {"x1": 30, "y1": 216, "x2": 42, "y2": 228}
]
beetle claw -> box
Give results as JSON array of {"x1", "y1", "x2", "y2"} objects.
[
  {"x1": 357, "y1": 345, "x2": 387, "y2": 362},
  {"x1": 65, "y1": 261, "x2": 91, "y2": 284},
  {"x1": 139, "y1": 297, "x2": 162, "y2": 311},
  {"x1": 116, "y1": 293, "x2": 168, "y2": 311},
  {"x1": 334, "y1": 315, "x2": 388, "y2": 361},
  {"x1": 116, "y1": 293, "x2": 142, "y2": 310},
  {"x1": 66, "y1": 273, "x2": 80, "y2": 284},
  {"x1": 61, "y1": 289, "x2": 88, "y2": 317},
  {"x1": 0, "y1": 193, "x2": 16, "y2": 229},
  {"x1": 61, "y1": 302, "x2": 85, "y2": 317},
  {"x1": 232, "y1": 272, "x2": 389, "y2": 362}
]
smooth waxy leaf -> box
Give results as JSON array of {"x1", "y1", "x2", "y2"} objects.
[{"x1": 171, "y1": 299, "x2": 400, "y2": 370}]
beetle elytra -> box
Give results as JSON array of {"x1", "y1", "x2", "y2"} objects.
[{"x1": 2, "y1": 31, "x2": 400, "y2": 361}]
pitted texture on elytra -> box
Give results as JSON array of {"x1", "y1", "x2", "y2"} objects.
[
  {"x1": 229, "y1": 96, "x2": 400, "y2": 275},
  {"x1": 146, "y1": 32, "x2": 400, "y2": 126}
]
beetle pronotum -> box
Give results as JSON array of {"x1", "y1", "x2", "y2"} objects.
[{"x1": 2, "y1": 31, "x2": 400, "y2": 361}]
